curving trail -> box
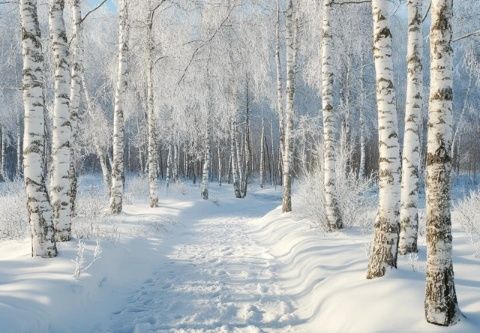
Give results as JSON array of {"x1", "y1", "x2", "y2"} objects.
[
  {"x1": 106, "y1": 188, "x2": 299, "y2": 333},
  {"x1": 103, "y1": 185, "x2": 480, "y2": 333}
]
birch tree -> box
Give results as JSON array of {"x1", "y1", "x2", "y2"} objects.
[
  {"x1": 16, "y1": 113, "x2": 23, "y2": 178},
  {"x1": 424, "y1": 0, "x2": 461, "y2": 325},
  {"x1": 146, "y1": 0, "x2": 159, "y2": 207},
  {"x1": 110, "y1": 0, "x2": 129, "y2": 214},
  {"x1": 69, "y1": 0, "x2": 82, "y2": 216},
  {"x1": 321, "y1": 0, "x2": 342, "y2": 230},
  {"x1": 367, "y1": 0, "x2": 401, "y2": 279},
  {"x1": 200, "y1": 112, "x2": 211, "y2": 199},
  {"x1": 231, "y1": 115, "x2": 242, "y2": 198},
  {"x1": 399, "y1": 0, "x2": 423, "y2": 255},
  {"x1": 281, "y1": 0, "x2": 296, "y2": 213},
  {"x1": 259, "y1": 117, "x2": 265, "y2": 188},
  {"x1": 81, "y1": 72, "x2": 112, "y2": 194},
  {"x1": 20, "y1": 0, "x2": 57, "y2": 257},
  {"x1": 49, "y1": 0, "x2": 72, "y2": 241},
  {"x1": 275, "y1": 0, "x2": 285, "y2": 161},
  {"x1": 0, "y1": 126, "x2": 5, "y2": 182}
]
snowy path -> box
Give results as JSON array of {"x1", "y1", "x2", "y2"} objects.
[
  {"x1": 1, "y1": 182, "x2": 479, "y2": 332},
  {"x1": 106, "y1": 190, "x2": 298, "y2": 333}
]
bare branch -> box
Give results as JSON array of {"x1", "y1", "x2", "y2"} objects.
[
  {"x1": 80, "y1": 0, "x2": 108, "y2": 24},
  {"x1": 422, "y1": 1, "x2": 431, "y2": 23},
  {"x1": 453, "y1": 29, "x2": 480, "y2": 43},
  {"x1": 332, "y1": 0, "x2": 370, "y2": 5},
  {"x1": 177, "y1": 4, "x2": 237, "y2": 86}
]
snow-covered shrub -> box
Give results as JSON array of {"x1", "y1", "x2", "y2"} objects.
[
  {"x1": 72, "y1": 239, "x2": 102, "y2": 279},
  {"x1": 296, "y1": 164, "x2": 376, "y2": 232},
  {"x1": 454, "y1": 191, "x2": 480, "y2": 257},
  {"x1": 0, "y1": 180, "x2": 28, "y2": 240},
  {"x1": 124, "y1": 175, "x2": 148, "y2": 204},
  {"x1": 169, "y1": 179, "x2": 189, "y2": 195},
  {"x1": 72, "y1": 184, "x2": 119, "y2": 241}
]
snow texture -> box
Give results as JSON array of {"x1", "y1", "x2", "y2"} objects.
[{"x1": 0, "y1": 180, "x2": 479, "y2": 332}]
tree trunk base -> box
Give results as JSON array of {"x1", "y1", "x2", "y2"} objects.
[{"x1": 425, "y1": 265, "x2": 461, "y2": 326}]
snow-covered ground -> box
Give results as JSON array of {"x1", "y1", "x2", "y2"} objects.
[{"x1": 0, "y1": 178, "x2": 479, "y2": 332}]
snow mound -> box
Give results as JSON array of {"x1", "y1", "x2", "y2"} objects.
[{"x1": 249, "y1": 206, "x2": 480, "y2": 332}]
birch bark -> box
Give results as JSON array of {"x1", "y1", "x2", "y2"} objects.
[
  {"x1": 359, "y1": 61, "x2": 366, "y2": 179},
  {"x1": 275, "y1": 0, "x2": 285, "y2": 160},
  {"x1": 146, "y1": 0, "x2": 158, "y2": 207},
  {"x1": 425, "y1": 0, "x2": 460, "y2": 325},
  {"x1": 201, "y1": 121, "x2": 211, "y2": 200},
  {"x1": 399, "y1": 0, "x2": 423, "y2": 255},
  {"x1": 217, "y1": 144, "x2": 222, "y2": 186},
  {"x1": 166, "y1": 144, "x2": 172, "y2": 188},
  {"x1": 281, "y1": 0, "x2": 296, "y2": 213},
  {"x1": 49, "y1": 0, "x2": 72, "y2": 241},
  {"x1": 321, "y1": 0, "x2": 342, "y2": 230},
  {"x1": 230, "y1": 117, "x2": 241, "y2": 198},
  {"x1": 110, "y1": 0, "x2": 129, "y2": 214},
  {"x1": 20, "y1": 0, "x2": 57, "y2": 257},
  {"x1": 260, "y1": 117, "x2": 265, "y2": 188},
  {"x1": 0, "y1": 126, "x2": 5, "y2": 182},
  {"x1": 17, "y1": 114, "x2": 23, "y2": 178},
  {"x1": 367, "y1": 0, "x2": 401, "y2": 279},
  {"x1": 68, "y1": 0, "x2": 82, "y2": 217}
]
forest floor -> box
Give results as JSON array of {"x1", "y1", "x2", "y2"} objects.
[{"x1": 0, "y1": 178, "x2": 480, "y2": 332}]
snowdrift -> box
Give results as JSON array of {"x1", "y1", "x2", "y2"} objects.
[{"x1": 249, "y1": 206, "x2": 480, "y2": 332}]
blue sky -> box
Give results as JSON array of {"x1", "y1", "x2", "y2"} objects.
[{"x1": 87, "y1": 0, "x2": 117, "y2": 12}]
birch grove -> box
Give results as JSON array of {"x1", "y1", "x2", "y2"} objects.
[{"x1": 1, "y1": 0, "x2": 479, "y2": 328}]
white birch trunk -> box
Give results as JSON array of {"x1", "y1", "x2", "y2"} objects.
[
  {"x1": 321, "y1": 0, "x2": 342, "y2": 230},
  {"x1": 146, "y1": 1, "x2": 158, "y2": 208},
  {"x1": 173, "y1": 144, "x2": 178, "y2": 181},
  {"x1": 281, "y1": 0, "x2": 296, "y2": 213},
  {"x1": 240, "y1": 81, "x2": 251, "y2": 198},
  {"x1": 235, "y1": 122, "x2": 243, "y2": 190},
  {"x1": 367, "y1": 0, "x2": 401, "y2": 279},
  {"x1": 0, "y1": 126, "x2": 6, "y2": 181},
  {"x1": 260, "y1": 117, "x2": 265, "y2": 188},
  {"x1": 68, "y1": 0, "x2": 82, "y2": 217},
  {"x1": 110, "y1": 0, "x2": 129, "y2": 214},
  {"x1": 201, "y1": 122, "x2": 210, "y2": 200},
  {"x1": 399, "y1": 0, "x2": 423, "y2": 255},
  {"x1": 425, "y1": 0, "x2": 460, "y2": 325},
  {"x1": 49, "y1": 0, "x2": 72, "y2": 241},
  {"x1": 359, "y1": 63, "x2": 366, "y2": 179},
  {"x1": 270, "y1": 118, "x2": 275, "y2": 185},
  {"x1": 16, "y1": 114, "x2": 23, "y2": 178},
  {"x1": 166, "y1": 144, "x2": 172, "y2": 189},
  {"x1": 231, "y1": 118, "x2": 241, "y2": 198},
  {"x1": 20, "y1": 0, "x2": 57, "y2": 257},
  {"x1": 275, "y1": 0, "x2": 285, "y2": 161},
  {"x1": 217, "y1": 144, "x2": 222, "y2": 186}
]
